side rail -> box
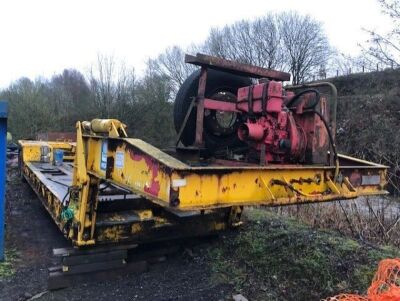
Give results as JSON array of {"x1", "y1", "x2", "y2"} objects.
[
  {"x1": 19, "y1": 140, "x2": 75, "y2": 164},
  {"x1": 18, "y1": 123, "x2": 388, "y2": 247},
  {"x1": 77, "y1": 129, "x2": 388, "y2": 211}
]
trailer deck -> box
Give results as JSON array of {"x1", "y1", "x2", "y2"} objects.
[
  {"x1": 21, "y1": 148, "x2": 232, "y2": 246},
  {"x1": 19, "y1": 126, "x2": 388, "y2": 248}
]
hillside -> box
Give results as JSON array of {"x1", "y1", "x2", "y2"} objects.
[
  {"x1": 326, "y1": 70, "x2": 400, "y2": 192},
  {"x1": 330, "y1": 69, "x2": 400, "y2": 96}
]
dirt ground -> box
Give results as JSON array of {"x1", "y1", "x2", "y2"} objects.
[
  {"x1": 0, "y1": 170, "x2": 233, "y2": 301},
  {"x1": 2, "y1": 168, "x2": 399, "y2": 301}
]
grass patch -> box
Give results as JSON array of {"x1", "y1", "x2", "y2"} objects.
[
  {"x1": 208, "y1": 208, "x2": 400, "y2": 301},
  {"x1": 0, "y1": 249, "x2": 18, "y2": 278}
]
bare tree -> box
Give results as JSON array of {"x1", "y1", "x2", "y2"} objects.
[
  {"x1": 252, "y1": 16, "x2": 286, "y2": 69},
  {"x1": 155, "y1": 12, "x2": 330, "y2": 86},
  {"x1": 203, "y1": 14, "x2": 285, "y2": 70},
  {"x1": 330, "y1": 52, "x2": 379, "y2": 76},
  {"x1": 278, "y1": 12, "x2": 331, "y2": 84},
  {"x1": 49, "y1": 69, "x2": 92, "y2": 129},
  {"x1": 153, "y1": 14, "x2": 285, "y2": 91},
  {"x1": 130, "y1": 59, "x2": 176, "y2": 145},
  {"x1": 151, "y1": 46, "x2": 198, "y2": 95},
  {"x1": 0, "y1": 56, "x2": 176, "y2": 144},
  {"x1": 88, "y1": 54, "x2": 135, "y2": 118},
  {"x1": 363, "y1": 0, "x2": 400, "y2": 67},
  {"x1": 89, "y1": 54, "x2": 115, "y2": 117}
]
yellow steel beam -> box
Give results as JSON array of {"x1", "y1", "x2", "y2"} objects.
[
  {"x1": 18, "y1": 120, "x2": 389, "y2": 247},
  {"x1": 19, "y1": 140, "x2": 75, "y2": 162},
  {"x1": 77, "y1": 126, "x2": 387, "y2": 211}
]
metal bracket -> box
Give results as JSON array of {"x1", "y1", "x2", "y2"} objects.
[
  {"x1": 175, "y1": 97, "x2": 197, "y2": 147},
  {"x1": 185, "y1": 53, "x2": 291, "y2": 81}
]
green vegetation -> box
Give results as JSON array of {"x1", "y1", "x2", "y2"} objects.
[
  {"x1": 208, "y1": 209, "x2": 400, "y2": 301},
  {"x1": 0, "y1": 65, "x2": 176, "y2": 148},
  {"x1": 0, "y1": 249, "x2": 18, "y2": 278},
  {"x1": 330, "y1": 68, "x2": 400, "y2": 193}
]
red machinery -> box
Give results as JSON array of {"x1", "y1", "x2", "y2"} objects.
[
  {"x1": 174, "y1": 53, "x2": 334, "y2": 166},
  {"x1": 237, "y1": 82, "x2": 303, "y2": 162}
]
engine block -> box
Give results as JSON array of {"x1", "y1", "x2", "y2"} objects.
[{"x1": 236, "y1": 81, "x2": 329, "y2": 164}]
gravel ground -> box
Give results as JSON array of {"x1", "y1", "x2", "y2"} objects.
[{"x1": 0, "y1": 170, "x2": 233, "y2": 301}]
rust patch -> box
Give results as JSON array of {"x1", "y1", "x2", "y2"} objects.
[
  {"x1": 128, "y1": 149, "x2": 160, "y2": 196},
  {"x1": 349, "y1": 170, "x2": 362, "y2": 187},
  {"x1": 290, "y1": 177, "x2": 314, "y2": 185}
]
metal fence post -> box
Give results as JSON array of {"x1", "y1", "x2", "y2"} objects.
[{"x1": 0, "y1": 101, "x2": 8, "y2": 261}]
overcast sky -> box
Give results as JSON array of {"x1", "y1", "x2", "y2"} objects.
[{"x1": 0, "y1": 0, "x2": 392, "y2": 88}]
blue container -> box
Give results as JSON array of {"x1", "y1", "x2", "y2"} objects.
[{"x1": 54, "y1": 149, "x2": 64, "y2": 166}]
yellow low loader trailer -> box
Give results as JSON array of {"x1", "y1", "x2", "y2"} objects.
[{"x1": 19, "y1": 119, "x2": 388, "y2": 247}]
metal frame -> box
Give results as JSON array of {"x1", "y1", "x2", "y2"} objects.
[
  {"x1": 286, "y1": 82, "x2": 338, "y2": 167},
  {"x1": 176, "y1": 55, "x2": 341, "y2": 178},
  {"x1": 176, "y1": 53, "x2": 292, "y2": 147},
  {"x1": 19, "y1": 135, "x2": 236, "y2": 247},
  {"x1": 185, "y1": 53, "x2": 291, "y2": 81},
  {"x1": 19, "y1": 118, "x2": 388, "y2": 248}
]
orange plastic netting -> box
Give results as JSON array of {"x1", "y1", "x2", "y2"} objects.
[{"x1": 323, "y1": 258, "x2": 400, "y2": 301}]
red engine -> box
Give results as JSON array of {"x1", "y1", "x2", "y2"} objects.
[
  {"x1": 174, "y1": 54, "x2": 333, "y2": 166},
  {"x1": 235, "y1": 81, "x2": 329, "y2": 164}
]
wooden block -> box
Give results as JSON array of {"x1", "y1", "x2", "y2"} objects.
[
  {"x1": 53, "y1": 243, "x2": 138, "y2": 257},
  {"x1": 48, "y1": 271, "x2": 71, "y2": 290},
  {"x1": 48, "y1": 260, "x2": 148, "y2": 290},
  {"x1": 62, "y1": 259, "x2": 126, "y2": 275},
  {"x1": 53, "y1": 248, "x2": 71, "y2": 257},
  {"x1": 62, "y1": 249, "x2": 127, "y2": 266},
  {"x1": 128, "y1": 245, "x2": 180, "y2": 262},
  {"x1": 48, "y1": 266, "x2": 62, "y2": 273}
]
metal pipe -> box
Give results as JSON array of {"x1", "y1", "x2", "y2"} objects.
[
  {"x1": 194, "y1": 67, "x2": 207, "y2": 146},
  {"x1": 91, "y1": 119, "x2": 124, "y2": 134},
  {"x1": 286, "y1": 82, "x2": 337, "y2": 140},
  {"x1": 286, "y1": 82, "x2": 339, "y2": 179}
]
